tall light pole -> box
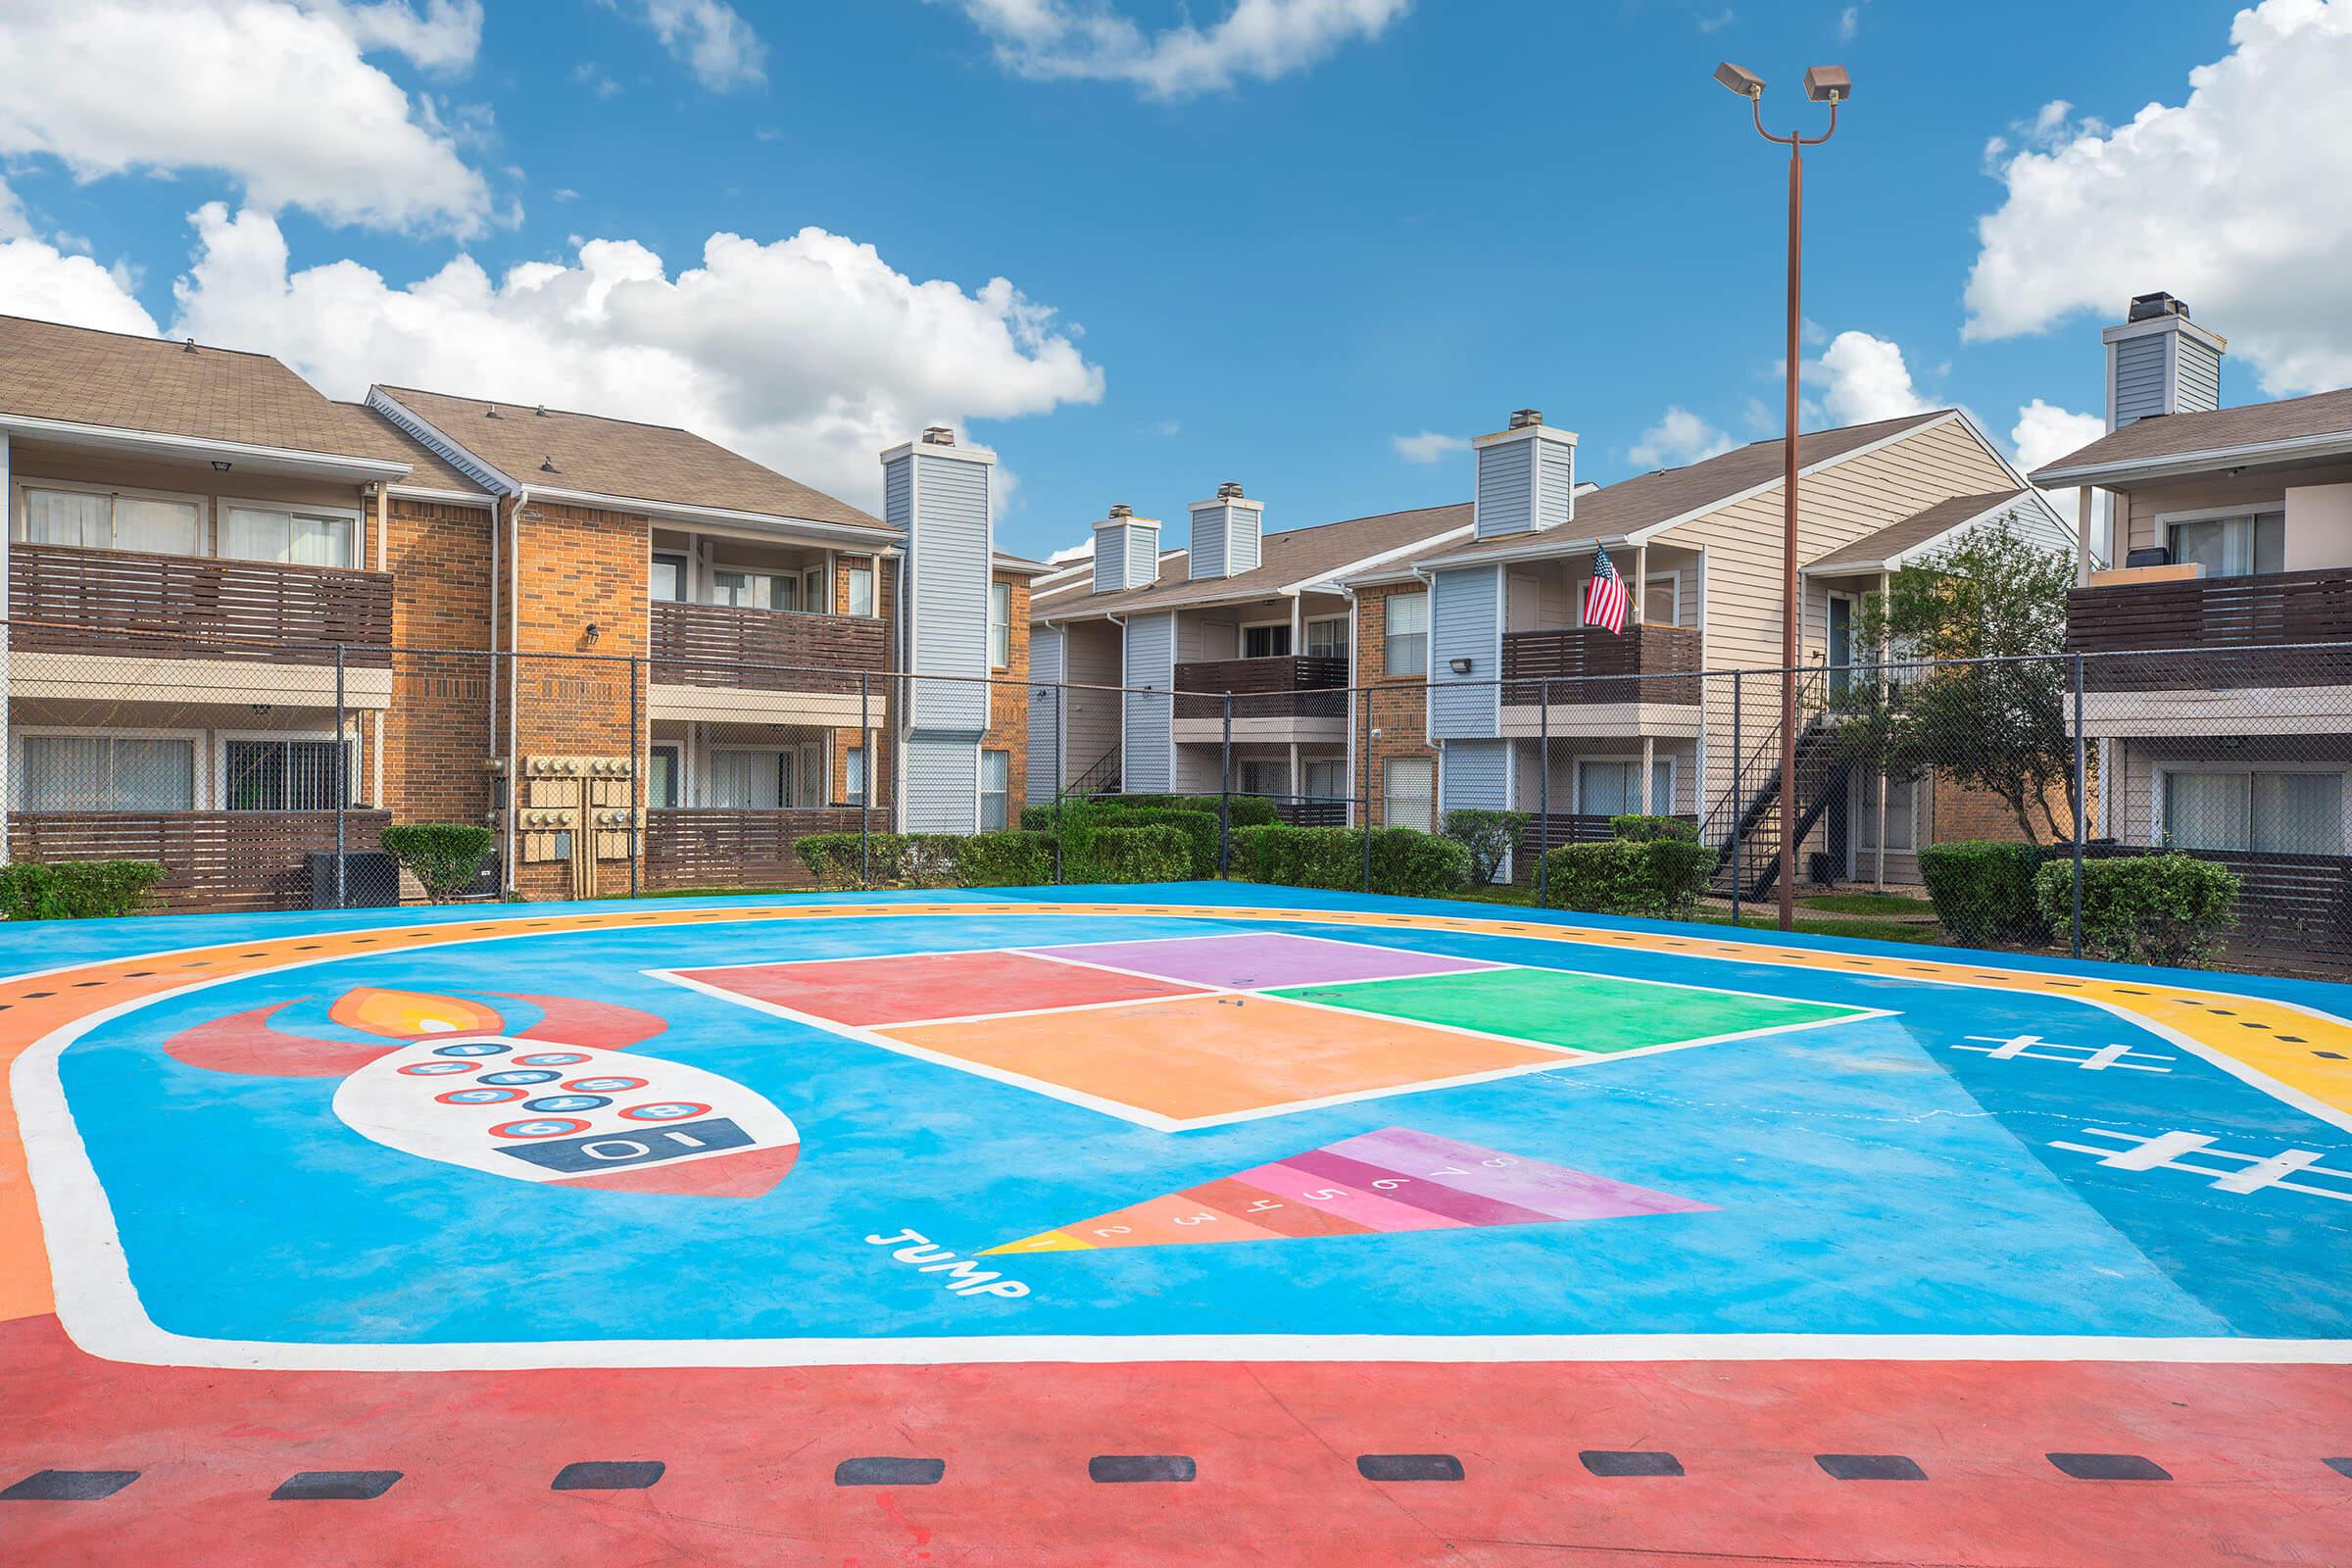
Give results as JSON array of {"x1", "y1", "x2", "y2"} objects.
[{"x1": 1715, "y1": 60, "x2": 1849, "y2": 932}]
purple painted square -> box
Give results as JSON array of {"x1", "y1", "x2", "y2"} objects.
[{"x1": 1025, "y1": 932, "x2": 1498, "y2": 991}]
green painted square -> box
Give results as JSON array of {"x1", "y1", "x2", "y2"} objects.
[{"x1": 1267, "y1": 966, "x2": 1870, "y2": 1054}]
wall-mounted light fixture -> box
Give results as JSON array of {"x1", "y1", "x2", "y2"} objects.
[
  {"x1": 584, "y1": 622, "x2": 601, "y2": 641},
  {"x1": 1448, "y1": 657, "x2": 1474, "y2": 676},
  {"x1": 212, "y1": 461, "x2": 231, "y2": 472}
]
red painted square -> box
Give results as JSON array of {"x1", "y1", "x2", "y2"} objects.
[{"x1": 673, "y1": 950, "x2": 1203, "y2": 1027}]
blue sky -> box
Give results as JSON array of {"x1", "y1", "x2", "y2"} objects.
[{"x1": 3, "y1": 1, "x2": 2347, "y2": 561}]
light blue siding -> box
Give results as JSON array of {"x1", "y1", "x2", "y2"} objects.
[
  {"x1": 1027, "y1": 625, "x2": 1064, "y2": 802},
  {"x1": 902, "y1": 453, "x2": 991, "y2": 732},
  {"x1": 1475, "y1": 440, "x2": 1535, "y2": 537},
  {"x1": 1189, "y1": 501, "x2": 1261, "y2": 580},
  {"x1": 2112, "y1": 335, "x2": 2169, "y2": 427},
  {"x1": 1535, "y1": 439, "x2": 1576, "y2": 529},
  {"x1": 1093, "y1": 520, "x2": 1159, "y2": 592},
  {"x1": 903, "y1": 732, "x2": 980, "y2": 832},
  {"x1": 1439, "y1": 740, "x2": 1511, "y2": 811},
  {"x1": 2177, "y1": 337, "x2": 2222, "y2": 415},
  {"x1": 1428, "y1": 565, "x2": 1499, "y2": 740},
  {"x1": 1121, "y1": 611, "x2": 1175, "y2": 792}
]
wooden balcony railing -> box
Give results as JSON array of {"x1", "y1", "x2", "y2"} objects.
[
  {"x1": 8, "y1": 543, "x2": 393, "y2": 665},
  {"x1": 1500, "y1": 623, "x2": 1702, "y2": 705},
  {"x1": 642, "y1": 806, "x2": 885, "y2": 890},
  {"x1": 2068, "y1": 567, "x2": 2352, "y2": 690},
  {"x1": 649, "y1": 601, "x2": 889, "y2": 694},
  {"x1": 1172, "y1": 656, "x2": 1348, "y2": 719},
  {"x1": 1512, "y1": 813, "x2": 1699, "y2": 878},
  {"x1": 6, "y1": 809, "x2": 391, "y2": 912}
]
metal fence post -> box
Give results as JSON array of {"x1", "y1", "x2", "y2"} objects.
[
  {"x1": 2071, "y1": 652, "x2": 2087, "y2": 961},
  {"x1": 1730, "y1": 667, "x2": 1742, "y2": 929},
  {"x1": 1219, "y1": 691, "x2": 1233, "y2": 879},
  {"x1": 1051, "y1": 682, "x2": 1064, "y2": 884},
  {"x1": 1537, "y1": 677, "x2": 1550, "y2": 909},
  {"x1": 628, "y1": 654, "x2": 641, "y2": 899},
  {"x1": 858, "y1": 670, "x2": 872, "y2": 890},
  {"x1": 333, "y1": 641, "x2": 347, "y2": 910}
]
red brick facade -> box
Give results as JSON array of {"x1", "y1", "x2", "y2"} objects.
[{"x1": 1350, "y1": 582, "x2": 1435, "y2": 828}]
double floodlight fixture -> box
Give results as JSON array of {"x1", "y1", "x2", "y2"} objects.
[{"x1": 1713, "y1": 61, "x2": 1852, "y2": 105}]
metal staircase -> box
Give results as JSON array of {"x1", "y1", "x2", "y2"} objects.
[
  {"x1": 1060, "y1": 744, "x2": 1122, "y2": 802},
  {"x1": 1704, "y1": 670, "x2": 1857, "y2": 901}
]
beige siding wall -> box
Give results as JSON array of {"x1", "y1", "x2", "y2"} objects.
[
  {"x1": 7, "y1": 439, "x2": 378, "y2": 554},
  {"x1": 1058, "y1": 618, "x2": 1122, "y2": 784},
  {"x1": 2116, "y1": 459, "x2": 2352, "y2": 557}
]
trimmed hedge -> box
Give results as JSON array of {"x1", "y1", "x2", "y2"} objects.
[
  {"x1": 0, "y1": 858, "x2": 163, "y2": 920},
  {"x1": 1538, "y1": 838, "x2": 1717, "y2": 919},
  {"x1": 380, "y1": 822, "x2": 494, "y2": 903},
  {"x1": 2034, "y1": 853, "x2": 2239, "y2": 968},
  {"x1": 1442, "y1": 808, "x2": 1528, "y2": 885},
  {"x1": 1608, "y1": 813, "x2": 1697, "y2": 844},
  {"x1": 1071, "y1": 824, "x2": 1194, "y2": 884},
  {"x1": 794, "y1": 830, "x2": 1057, "y2": 890},
  {"x1": 1230, "y1": 824, "x2": 1471, "y2": 898},
  {"x1": 954, "y1": 830, "x2": 1056, "y2": 888},
  {"x1": 1919, "y1": 840, "x2": 2048, "y2": 947}
]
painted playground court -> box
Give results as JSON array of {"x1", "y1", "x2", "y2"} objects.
[{"x1": 4, "y1": 882, "x2": 2352, "y2": 1564}]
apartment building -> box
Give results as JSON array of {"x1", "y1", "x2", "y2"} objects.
[
  {"x1": 1027, "y1": 488, "x2": 1470, "y2": 817},
  {"x1": 2034, "y1": 293, "x2": 2352, "y2": 962},
  {"x1": 0, "y1": 314, "x2": 1020, "y2": 907}
]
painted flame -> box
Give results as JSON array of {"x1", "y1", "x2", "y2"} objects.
[{"x1": 328, "y1": 987, "x2": 506, "y2": 1039}]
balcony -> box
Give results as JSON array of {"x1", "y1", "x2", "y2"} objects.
[
  {"x1": 643, "y1": 805, "x2": 887, "y2": 890},
  {"x1": 1171, "y1": 655, "x2": 1349, "y2": 742},
  {"x1": 1497, "y1": 624, "x2": 1703, "y2": 737},
  {"x1": 7, "y1": 543, "x2": 394, "y2": 709},
  {"x1": 647, "y1": 601, "x2": 890, "y2": 726},
  {"x1": 6, "y1": 808, "x2": 392, "y2": 912},
  {"x1": 2068, "y1": 566, "x2": 2352, "y2": 691}
]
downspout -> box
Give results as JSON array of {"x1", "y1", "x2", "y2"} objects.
[
  {"x1": 369, "y1": 483, "x2": 387, "y2": 811},
  {"x1": 506, "y1": 489, "x2": 528, "y2": 893}
]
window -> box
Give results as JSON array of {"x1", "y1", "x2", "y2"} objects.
[
  {"x1": 1644, "y1": 574, "x2": 1680, "y2": 628},
  {"x1": 708, "y1": 749, "x2": 787, "y2": 808},
  {"x1": 2162, "y1": 769, "x2": 2345, "y2": 855},
  {"x1": 806, "y1": 567, "x2": 828, "y2": 613},
  {"x1": 1384, "y1": 756, "x2": 1434, "y2": 831},
  {"x1": 1856, "y1": 773, "x2": 1917, "y2": 853},
  {"x1": 846, "y1": 564, "x2": 874, "y2": 618},
  {"x1": 990, "y1": 580, "x2": 1012, "y2": 669},
  {"x1": 981, "y1": 749, "x2": 1010, "y2": 830},
  {"x1": 19, "y1": 734, "x2": 195, "y2": 810},
  {"x1": 1385, "y1": 592, "x2": 1428, "y2": 676},
  {"x1": 221, "y1": 505, "x2": 355, "y2": 567},
  {"x1": 1304, "y1": 616, "x2": 1349, "y2": 661},
  {"x1": 1239, "y1": 760, "x2": 1289, "y2": 799},
  {"x1": 2168, "y1": 512, "x2": 2283, "y2": 579},
  {"x1": 223, "y1": 738, "x2": 348, "y2": 810},
  {"x1": 1577, "y1": 757, "x2": 1675, "y2": 816},
  {"x1": 845, "y1": 746, "x2": 866, "y2": 805},
  {"x1": 1243, "y1": 622, "x2": 1292, "y2": 660},
  {"x1": 648, "y1": 746, "x2": 680, "y2": 808},
  {"x1": 20, "y1": 484, "x2": 201, "y2": 556},
  {"x1": 650, "y1": 554, "x2": 688, "y2": 603},
  {"x1": 1303, "y1": 759, "x2": 1348, "y2": 801},
  {"x1": 710, "y1": 569, "x2": 797, "y2": 612}
]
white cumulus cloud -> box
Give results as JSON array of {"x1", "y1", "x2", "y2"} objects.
[
  {"x1": 617, "y1": 0, "x2": 766, "y2": 91},
  {"x1": 2012, "y1": 396, "x2": 2109, "y2": 564},
  {"x1": 0, "y1": 232, "x2": 160, "y2": 337},
  {"x1": 1805, "y1": 330, "x2": 1939, "y2": 426},
  {"x1": 1965, "y1": 0, "x2": 2352, "y2": 397},
  {"x1": 1629, "y1": 407, "x2": 1735, "y2": 468},
  {"x1": 165, "y1": 205, "x2": 1103, "y2": 507},
  {"x1": 0, "y1": 0, "x2": 495, "y2": 235},
  {"x1": 1391, "y1": 429, "x2": 1467, "y2": 465},
  {"x1": 944, "y1": 0, "x2": 1410, "y2": 99}
]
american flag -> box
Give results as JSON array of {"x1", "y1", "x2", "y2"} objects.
[{"x1": 1583, "y1": 544, "x2": 1628, "y2": 635}]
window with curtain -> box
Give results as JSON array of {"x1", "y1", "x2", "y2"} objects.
[
  {"x1": 223, "y1": 738, "x2": 347, "y2": 809},
  {"x1": 990, "y1": 581, "x2": 1011, "y2": 668},
  {"x1": 847, "y1": 565, "x2": 874, "y2": 618},
  {"x1": 710, "y1": 569, "x2": 796, "y2": 611},
  {"x1": 1243, "y1": 623, "x2": 1292, "y2": 660},
  {"x1": 2168, "y1": 513, "x2": 2283, "y2": 578},
  {"x1": 1385, "y1": 592, "x2": 1428, "y2": 675},
  {"x1": 1384, "y1": 757, "x2": 1434, "y2": 831},
  {"x1": 1239, "y1": 760, "x2": 1288, "y2": 799},
  {"x1": 708, "y1": 750, "x2": 785, "y2": 808},
  {"x1": 22, "y1": 486, "x2": 200, "y2": 556},
  {"x1": 1305, "y1": 617, "x2": 1349, "y2": 661},
  {"x1": 650, "y1": 555, "x2": 688, "y2": 603},
  {"x1": 1644, "y1": 574, "x2": 1680, "y2": 627},
  {"x1": 2164, "y1": 769, "x2": 2345, "y2": 854},
  {"x1": 221, "y1": 505, "x2": 354, "y2": 566},
  {"x1": 19, "y1": 734, "x2": 195, "y2": 810},
  {"x1": 981, "y1": 749, "x2": 1010, "y2": 830},
  {"x1": 1856, "y1": 773, "x2": 1918, "y2": 852},
  {"x1": 1577, "y1": 758, "x2": 1674, "y2": 816},
  {"x1": 1303, "y1": 759, "x2": 1348, "y2": 801}
]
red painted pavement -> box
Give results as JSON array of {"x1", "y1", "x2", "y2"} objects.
[{"x1": 5, "y1": 1315, "x2": 2349, "y2": 1566}]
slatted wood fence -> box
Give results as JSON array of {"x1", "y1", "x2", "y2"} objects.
[
  {"x1": 649, "y1": 603, "x2": 888, "y2": 694},
  {"x1": 642, "y1": 807, "x2": 886, "y2": 890},
  {"x1": 1500, "y1": 624, "x2": 1702, "y2": 706},
  {"x1": 6, "y1": 810, "x2": 391, "y2": 912},
  {"x1": 9, "y1": 544, "x2": 393, "y2": 663},
  {"x1": 2069, "y1": 569, "x2": 2352, "y2": 690}
]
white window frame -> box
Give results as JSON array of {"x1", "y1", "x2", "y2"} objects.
[
  {"x1": 846, "y1": 563, "x2": 875, "y2": 619},
  {"x1": 1383, "y1": 754, "x2": 1435, "y2": 830},
  {"x1": 12, "y1": 725, "x2": 206, "y2": 810},
  {"x1": 1643, "y1": 572, "x2": 1681, "y2": 629},
  {"x1": 648, "y1": 743, "x2": 683, "y2": 808},
  {"x1": 1384, "y1": 590, "x2": 1429, "y2": 677},
  {"x1": 1853, "y1": 770, "x2": 1919, "y2": 858},
  {"x1": 650, "y1": 551, "x2": 691, "y2": 604},
  {"x1": 2154, "y1": 504, "x2": 2286, "y2": 579},
  {"x1": 2150, "y1": 761, "x2": 2352, "y2": 855},
  {"x1": 1303, "y1": 612, "x2": 1349, "y2": 662},
  {"x1": 990, "y1": 580, "x2": 1012, "y2": 669},
  {"x1": 218, "y1": 495, "x2": 363, "y2": 569},
  {"x1": 708, "y1": 565, "x2": 801, "y2": 613},
  {"x1": 704, "y1": 743, "x2": 824, "y2": 809},
  {"x1": 1240, "y1": 617, "x2": 1293, "y2": 660},
  {"x1": 12, "y1": 475, "x2": 209, "y2": 557},
  {"x1": 1572, "y1": 753, "x2": 1676, "y2": 816},
  {"x1": 844, "y1": 744, "x2": 867, "y2": 805},
  {"x1": 214, "y1": 728, "x2": 360, "y2": 811},
  {"x1": 1301, "y1": 756, "x2": 1348, "y2": 801},
  {"x1": 980, "y1": 747, "x2": 1012, "y2": 830}
]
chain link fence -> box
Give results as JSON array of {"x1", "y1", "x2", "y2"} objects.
[{"x1": 4, "y1": 614, "x2": 2347, "y2": 981}]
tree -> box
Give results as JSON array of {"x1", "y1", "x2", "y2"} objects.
[{"x1": 1838, "y1": 514, "x2": 2079, "y2": 844}]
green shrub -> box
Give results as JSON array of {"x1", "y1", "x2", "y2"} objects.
[
  {"x1": 379, "y1": 822, "x2": 494, "y2": 904},
  {"x1": 0, "y1": 858, "x2": 164, "y2": 920},
  {"x1": 794, "y1": 831, "x2": 905, "y2": 890},
  {"x1": 1918, "y1": 840, "x2": 2048, "y2": 946},
  {"x1": 1228, "y1": 824, "x2": 1471, "y2": 898},
  {"x1": 1609, "y1": 813, "x2": 1697, "y2": 843},
  {"x1": 1539, "y1": 837, "x2": 1718, "y2": 919},
  {"x1": 1442, "y1": 808, "x2": 1529, "y2": 885},
  {"x1": 955, "y1": 830, "x2": 1055, "y2": 888},
  {"x1": 2035, "y1": 854, "x2": 2239, "y2": 968},
  {"x1": 1072, "y1": 824, "x2": 1193, "y2": 884}
]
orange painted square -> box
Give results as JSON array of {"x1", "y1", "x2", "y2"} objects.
[{"x1": 877, "y1": 994, "x2": 1566, "y2": 1124}]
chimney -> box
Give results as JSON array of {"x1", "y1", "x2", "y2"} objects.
[
  {"x1": 1187, "y1": 480, "x2": 1263, "y2": 581},
  {"x1": 1093, "y1": 504, "x2": 1161, "y2": 593},
  {"x1": 2103, "y1": 292, "x2": 2226, "y2": 431},
  {"x1": 921, "y1": 424, "x2": 956, "y2": 446},
  {"x1": 1471, "y1": 408, "x2": 1578, "y2": 539}
]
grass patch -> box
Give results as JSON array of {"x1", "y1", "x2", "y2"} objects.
[{"x1": 1797, "y1": 891, "x2": 1936, "y2": 917}]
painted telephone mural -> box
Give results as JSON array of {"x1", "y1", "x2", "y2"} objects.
[{"x1": 164, "y1": 986, "x2": 802, "y2": 1199}]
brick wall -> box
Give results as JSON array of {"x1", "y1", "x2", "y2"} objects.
[
  {"x1": 984, "y1": 569, "x2": 1032, "y2": 812},
  {"x1": 829, "y1": 553, "x2": 897, "y2": 809},
  {"x1": 380, "y1": 496, "x2": 495, "y2": 825},
  {"x1": 1351, "y1": 582, "x2": 1434, "y2": 827}
]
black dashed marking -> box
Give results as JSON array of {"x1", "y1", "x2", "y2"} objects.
[
  {"x1": 2, "y1": 1470, "x2": 139, "y2": 1501},
  {"x1": 551, "y1": 1460, "x2": 663, "y2": 1491},
  {"x1": 1356, "y1": 1453, "x2": 1462, "y2": 1482},
  {"x1": 21, "y1": 992, "x2": 52, "y2": 999},
  {"x1": 72, "y1": 980, "x2": 106, "y2": 988},
  {"x1": 835, "y1": 1457, "x2": 944, "y2": 1487},
  {"x1": 2048, "y1": 1453, "x2": 2170, "y2": 1482},
  {"x1": 124, "y1": 971, "x2": 155, "y2": 977},
  {"x1": 2240, "y1": 1022, "x2": 2270, "y2": 1030},
  {"x1": 271, "y1": 1470, "x2": 402, "y2": 1500},
  {"x1": 1580, "y1": 1450, "x2": 1683, "y2": 1478},
  {"x1": 1089, "y1": 1455, "x2": 1195, "y2": 1484},
  {"x1": 1815, "y1": 1453, "x2": 1925, "y2": 1481},
  {"x1": 2318, "y1": 1051, "x2": 2347, "y2": 1060}
]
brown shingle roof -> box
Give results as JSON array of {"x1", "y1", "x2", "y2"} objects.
[
  {"x1": 0, "y1": 314, "x2": 408, "y2": 462},
  {"x1": 335, "y1": 403, "x2": 487, "y2": 496},
  {"x1": 1803, "y1": 488, "x2": 2030, "y2": 572},
  {"x1": 375, "y1": 385, "x2": 886, "y2": 531},
  {"x1": 2028, "y1": 386, "x2": 2352, "y2": 480},
  {"x1": 1041, "y1": 503, "x2": 1471, "y2": 621},
  {"x1": 1415, "y1": 410, "x2": 1953, "y2": 567}
]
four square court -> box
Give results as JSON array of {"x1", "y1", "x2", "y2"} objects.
[{"x1": 666, "y1": 932, "x2": 1876, "y2": 1130}]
